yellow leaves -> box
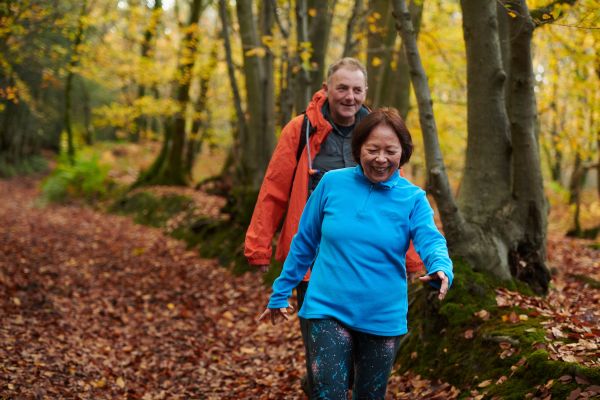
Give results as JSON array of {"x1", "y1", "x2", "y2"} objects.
[
  {"x1": 0, "y1": 86, "x2": 19, "y2": 103},
  {"x1": 132, "y1": 247, "x2": 146, "y2": 256},
  {"x1": 93, "y1": 378, "x2": 106, "y2": 388},
  {"x1": 371, "y1": 57, "x2": 382, "y2": 67},
  {"x1": 367, "y1": 12, "x2": 382, "y2": 24},
  {"x1": 245, "y1": 47, "x2": 266, "y2": 58},
  {"x1": 299, "y1": 41, "x2": 313, "y2": 70},
  {"x1": 308, "y1": 8, "x2": 317, "y2": 17},
  {"x1": 507, "y1": 11, "x2": 517, "y2": 18},
  {"x1": 261, "y1": 35, "x2": 274, "y2": 48},
  {"x1": 542, "y1": 13, "x2": 552, "y2": 20},
  {"x1": 167, "y1": 303, "x2": 175, "y2": 310},
  {"x1": 12, "y1": 297, "x2": 21, "y2": 306},
  {"x1": 116, "y1": 377, "x2": 126, "y2": 388}
]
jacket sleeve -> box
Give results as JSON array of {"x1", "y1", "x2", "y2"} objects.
[
  {"x1": 409, "y1": 192, "x2": 454, "y2": 288},
  {"x1": 406, "y1": 242, "x2": 424, "y2": 273},
  {"x1": 398, "y1": 168, "x2": 424, "y2": 273},
  {"x1": 268, "y1": 172, "x2": 326, "y2": 308},
  {"x1": 244, "y1": 118, "x2": 303, "y2": 266}
]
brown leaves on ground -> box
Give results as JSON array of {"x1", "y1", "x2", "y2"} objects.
[
  {"x1": 0, "y1": 178, "x2": 458, "y2": 399},
  {"x1": 494, "y1": 233, "x2": 600, "y2": 368}
]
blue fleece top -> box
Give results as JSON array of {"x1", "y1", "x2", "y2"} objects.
[{"x1": 268, "y1": 165, "x2": 454, "y2": 336}]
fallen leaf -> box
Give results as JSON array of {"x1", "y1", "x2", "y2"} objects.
[
  {"x1": 478, "y1": 379, "x2": 493, "y2": 388},
  {"x1": 474, "y1": 309, "x2": 490, "y2": 320},
  {"x1": 558, "y1": 375, "x2": 572, "y2": 382}
]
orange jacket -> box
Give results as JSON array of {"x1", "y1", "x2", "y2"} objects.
[{"x1": 244, "y1": 90, "x2": 424, "y2": 275}]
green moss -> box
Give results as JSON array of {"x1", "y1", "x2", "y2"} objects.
[
  {"x1": 396, "y1": 261, "x2": 598, "y2": 398},
  {"x1": 487, "y1": 350, "x2": 600, "y2": 398},
  {"x1": 110, "y1": 191, "x2": 193, "y2": 227},
  {"x1": 0, "y1": 154, "x2": 48, "y2": 177}
]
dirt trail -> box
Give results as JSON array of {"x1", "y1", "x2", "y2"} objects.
[{"x1": 0, "y1": 178, "x2": 457, "y2": 399}]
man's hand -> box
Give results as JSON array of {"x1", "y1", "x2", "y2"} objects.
[
  {"x1": 419, "y1": 271, "x2": 449, "y2": 300},
  {"x1": 257, "y1": 264, "x2": 269, "y2": 273},
  {"x1": 257, "y1": 305, "x2": 295, "y2": 325}
]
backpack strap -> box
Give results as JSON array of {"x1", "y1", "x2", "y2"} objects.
[{"x1": 296, "y1": 113, "x2": 314, "y2": 161}]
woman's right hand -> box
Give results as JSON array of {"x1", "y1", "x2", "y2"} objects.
[{"x1": 257, "y1": 305, "x2": 295, "y2": 325}]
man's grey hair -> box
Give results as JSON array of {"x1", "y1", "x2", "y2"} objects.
[{"x1": 326, "y1": 57, "x2": 368, "y2": 86}]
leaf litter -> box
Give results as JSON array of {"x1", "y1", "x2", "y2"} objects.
[{"x1": 1, "y1": 177, "x2": 598, "y2": 399}]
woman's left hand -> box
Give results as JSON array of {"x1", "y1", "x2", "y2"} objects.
[
  {"x1": 419, "y1": 271, "x2": 449, "y2": 300},
  {"x1": 257, "y1": 305, "x2": 295, "y2": 325}
]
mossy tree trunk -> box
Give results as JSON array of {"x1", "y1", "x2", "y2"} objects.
[
  {"x1": 185, "y1": 33, "x2": 219, "y2": 180},
  {"x1": 392, "y1": 0, "x2": 551, "y2": 293},
  {"x1": 135, "y1": 0, "x2": 205, "y2": 187},
  {"x1": 235, "y1": 0, "x2": 275, "y2": 189},
  {"x1": 342, "y1": 0, "x2": 363, "y2": 58},
  {"x1": 64, "y1": 0, "x2": 89, "y2": 164},
  {"x1": 293, "y1": 0, "x2": 337, "y2": 113},
  {"x1": 371, "y1": 0, "x2": 423, "y2": 117},
  {"x1": 132, "y1": 0, "x2": 163, "y2": 142}
]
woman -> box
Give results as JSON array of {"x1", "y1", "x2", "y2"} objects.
[{"x1": 258, "y1": 108, "x2": 453, "y2": 399}]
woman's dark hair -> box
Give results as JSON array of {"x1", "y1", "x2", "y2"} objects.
[{"x1": 351, "y1": 107, "x2": 413, "y2": 167}]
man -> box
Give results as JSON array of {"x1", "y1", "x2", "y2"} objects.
[{"x1": 245, "y1": 57, "x2": 423, "y2": 395}]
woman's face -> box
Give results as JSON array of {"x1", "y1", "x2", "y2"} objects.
[{"x1": 359, "y1": 124, "x2": 402, "y2": 183}]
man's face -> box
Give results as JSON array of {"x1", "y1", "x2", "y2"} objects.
[{"x1": 323, "y1": 67, "x2": 367, "y2": 127}]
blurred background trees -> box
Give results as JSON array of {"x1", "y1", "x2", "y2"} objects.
[{"x1": 1, "y1": 0, "x2": 598, "y2": 285}]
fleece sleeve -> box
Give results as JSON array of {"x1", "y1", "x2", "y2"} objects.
[
  {"x1": 267, "y1": 174, "x2": 327, "y2": 309},
  {"x1": 244, "y1": 117, "x2": 303, "y2": 266},
  {"x1": 409, "y1": 192, "x2": 454, "y2": 288}
]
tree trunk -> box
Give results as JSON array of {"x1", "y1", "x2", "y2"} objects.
[
  {"x1": 459, "y1": 0, "x2": 512, "y2": 223},
  {"x1": 504, "y1": 0, "x2": 549, "y2": 292},
  {"x1": 391, "y1": 0, "x2": 473, "y2": 264},
  {"x1": 367, "y1": 0, "x2": 394, "y2": 108},
  {"x1": 342, "y1": 0, "x2": 363, "y2": 58},
  {"x1": 307, "y1": 0, "x2": 337, "y2": 95},
  {"x1": 80, "y1": 78, "x2": 93, "y2": 145},
  {"x1": 64, "y1": 0, "x2": 88, "y2": 163},
  {"x1": 393, "y1": 0, "x2": 550, "y2": 292},
  {"x1": 236, "y1": 0, "x2": 275, "y2": 188},
  {"x1": 293, "y1": 0, "x2": 312, "y2": 112},
  {"x1": 133, "y1": 0, "x2": 163, "y2": 142},
  {"x1": 134, "y1": 0, "x2": 204, "y2": 187},
  {"x1": 271, "y1": 0, "x2": 294, "y2": 127},
  {"x1": 218, "y1": 0, "x2": 246, "y2": 186},
  {"x1": 185, "y1": 34, "x2": 218, "y2": 180},
  {"x1": 386, "y1": 0, "x2": 423, "y2": 118}
]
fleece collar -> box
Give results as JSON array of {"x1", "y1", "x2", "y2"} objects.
[{"x1": 354, "y1": 165, "x2": 401, "y2": 189}]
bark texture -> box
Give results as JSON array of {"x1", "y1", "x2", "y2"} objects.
[
  {"x1": 236, "y1": 0, "x2": 275, "y2": 188},
  {"x1": 393, "y1": 0, "x2": 551, "y2": 291}
]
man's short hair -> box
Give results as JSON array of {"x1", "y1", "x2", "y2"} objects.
[{"x1": 326, "y1": 57, "x2": 368, "y2": 85}]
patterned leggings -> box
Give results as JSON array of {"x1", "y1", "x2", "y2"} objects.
[{"x1": 308, "y1": 318, "x2": 401, "y2": 400}]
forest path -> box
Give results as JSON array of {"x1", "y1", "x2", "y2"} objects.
[{"x1": 0, "y1": 177, "x2": 459, "y2": 399}]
